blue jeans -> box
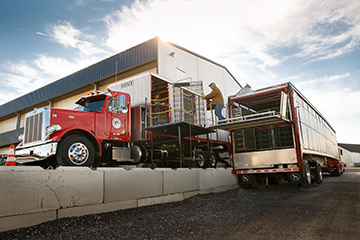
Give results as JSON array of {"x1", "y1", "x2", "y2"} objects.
[{"x1": 215, "y1": 104, "x2": 226, "y2": 124}]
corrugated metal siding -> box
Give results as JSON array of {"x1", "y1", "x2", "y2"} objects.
[
  {"x1": 0, "y1": 38, "x2": 158, "y2": 119},
  {"x1": 0, "y1": 128, "x2": 23, "y2": 147}
]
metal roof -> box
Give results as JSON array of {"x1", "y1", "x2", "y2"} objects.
[
  {"x1": 0, "y1": 37, "x2": 158, "y2": 119},
  {"x1": 0, "y1": 37, "x2": 241, "y2": 120},
  {"x1": 338, "y1": 143, "x2": 360, "y2": 153}
]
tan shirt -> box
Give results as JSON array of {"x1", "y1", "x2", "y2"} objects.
[{"x1": 205, "y1": 86, "x2": 224, "y2": 105}]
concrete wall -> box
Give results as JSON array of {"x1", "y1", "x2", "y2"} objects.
[{"x1": 0, "y1": 167, "x2": 238, "y2": 232}]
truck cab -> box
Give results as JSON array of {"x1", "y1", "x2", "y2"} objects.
[{"x1": 16, "y1": 90, "x2": 132, "y2": 166}]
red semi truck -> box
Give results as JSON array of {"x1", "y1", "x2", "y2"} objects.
[
  {"x1": 15, "y1": 74, "x2": 230, "y2": 168},
  {"x1": 213, "y1": 82, "x2": 343, "y2": 187}
]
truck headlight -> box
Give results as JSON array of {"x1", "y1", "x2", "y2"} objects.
[{"x1": 46, "y1": 124, "x2": 62, "y2": 136}]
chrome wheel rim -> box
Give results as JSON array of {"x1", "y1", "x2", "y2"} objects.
[
  {"x1": 241, "y1": 175, "x2": 250, "y2": 183},
  {"x1": 197, "y1": 152, "x2": 205, "y2": 167},
  {"x1": 209, "y1": 154, "x2": 216, "y2": 167},
  {"x1": 68, "y1": 142, "x2": 89, "y2": 165}
]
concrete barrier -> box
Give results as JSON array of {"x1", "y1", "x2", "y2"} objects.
[
  {"x1": 103, "y1": 168, "x2": 163, "y2": 203},
  {"x1": 158, "y1": 168, "x2": 199, "y2": 195},
  {"x1": 199, "y1": 168, "x2": 238, "y2": 192},
  {"x1": 0, "y1": 166, "x2": 103, "y2": 218},
  {"x1": 0, "y1": 166, "x2": 239, "y2": 232}
]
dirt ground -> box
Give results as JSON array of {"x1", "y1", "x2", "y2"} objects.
[{"x1": 1, "y1": 168, "x2": 359, "y2": 240}]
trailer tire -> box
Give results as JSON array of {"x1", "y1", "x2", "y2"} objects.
[
  {"x1": 314, "y1": 162, "x2": 323, "y2": 184},
  {"x1": 207, "y1": 150, "x2": 217, "y2": 168},
  {"x1": 57, "y1": 135, "x2": 95, "y2": 166},
  {"x1": 239, "y1": 175, "x2": 259, "y2": 188},
  {"x1": 240, "y1": 174, "x2": 251, "y2": 184},
  {"x1": 195, "y1": 149, "x2": 207, "y2": 168},
  {"x1": 301, "y1": 160, "x2": 312, "y2": 188}
]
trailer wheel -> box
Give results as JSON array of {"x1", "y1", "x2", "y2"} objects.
[
  {"x1": 314, "y1": 162, "x2": 323, "y2": 184},
  {"x1": 195, "y1": 149, "x2": 207, "y2": 168},
  {"x1": 207, "y1": 150, "x2": 217, "y2": 168},
  {"x1": 239, "y1": 175, "x2": 259, "y2": 188},
  {"x1": 57, "y1": 135, "x2": 95, "y2": 166},
  {"x1": 301, "y1": 160, "x2": 312, "y2": 188},
  {"x1": 240, "y1": 174, "x2": 251, "y2": 184}
]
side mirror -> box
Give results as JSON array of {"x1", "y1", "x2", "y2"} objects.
[{"x1": 121, "y1": 107, "x2": 128, "y2": 113}]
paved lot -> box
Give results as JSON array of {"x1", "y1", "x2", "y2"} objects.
[{"x1": 1, "y1": 168, "x2": 359, "y2": 240}]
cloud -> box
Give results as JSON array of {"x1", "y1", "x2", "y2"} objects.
[
  {"x1": 36, "y1": 31, "x2": 48, "y2": 36},
  {"x1": 293, "y1": 72, "x2": 360, "y2": 143},
  {"x1": 296, "y1": 73, "x2": 351, "y2": 87},
  {"x1": 0, "y1": 54, "x2": 105, "y2": 105},
  {"x1": 103, "y1": 0, "x2": 360, "y2": 77},
  {"x1": 45, "y1": 21, "x2": 108, "y2": 57},
  {"x1": 0, "y1": 21, "x2": 112, "y2": 105}
]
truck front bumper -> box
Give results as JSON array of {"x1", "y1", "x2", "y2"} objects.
[{"x1": 15, "y1": 142, "x2": 58, "y2": 164}]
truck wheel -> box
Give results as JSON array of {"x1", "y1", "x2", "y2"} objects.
[
  {"x1": 301, "y1": 160, "x2": 312, "y2": 188},
  {"x1": 331, "y1": 164, "x2": 341, "y2": 176},
  {"x1": 57, "y1": 135, "x2": 95, "y2": 166},
  {"x1": 195, "y1": 149, "x2": 207, "y2": 168},
  {"x1": 207, "y1": 150, "x2": 217, "y2": 168},
  {"x1": 314, "y1": 162, "x2": 323, "y2": 184}
]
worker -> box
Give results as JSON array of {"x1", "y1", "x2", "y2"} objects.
[{"x1": 203, "y1": 82, "x2": 226, "y2": 124}]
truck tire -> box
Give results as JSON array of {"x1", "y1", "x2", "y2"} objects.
[
  {"x1": 301, "y1": 160, "x2": 311, "y2": 188},
  {"x1": 331, "y1": 164, "x2": 341, "y2": 177},
  {"x1": 314, "y1": 162, "x2": 323, "y2": 184},
  {"x1": 57, "y1": 135, "x2": 95, "y2": 166},
  {"x1": 207, "y1": 150, "x2": 217, "y2": 168},
  {"x1": 195, "y1": 149, "x2": 207, "y2": 168}
]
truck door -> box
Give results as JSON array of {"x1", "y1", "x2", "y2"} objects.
[{"x1": 103, "y1": 94, "x2": 131, "y2": 141}]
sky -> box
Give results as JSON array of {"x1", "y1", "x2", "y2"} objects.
[{"x1": 0, "y1": 0, "x2": 359, "y2": 144}]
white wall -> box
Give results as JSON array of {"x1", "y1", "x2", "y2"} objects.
[
  {"x1": 352, "y1": 152, "x2": 360, "y2": 164},
  {"x1": 339, "y1": 147, "x2": 354, "y2": 167},
  {"x1": 158, "y1": 41, "x2": 241, "y2": 128},
  {"x1": 0, "y1": 117, "x2": 17, "y2": 134},
  {"x1": 158, "y1": 41, "x2": 241, "y2": 101},
  {"x1": 102, "y1": 68, "x2": 157, "y2": 93}
]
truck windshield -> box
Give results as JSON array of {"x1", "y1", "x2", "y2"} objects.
[{"x1": 77, "y1": 96, "x2": 106, "y2": 112}]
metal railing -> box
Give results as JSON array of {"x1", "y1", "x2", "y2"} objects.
[{"x1": 146, "y1": 87, "x2": 206, "y2": 127}]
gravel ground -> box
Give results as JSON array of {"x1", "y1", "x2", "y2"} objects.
[{"x1": 1, "y1": 169, "x2": 359, "y2": 240}]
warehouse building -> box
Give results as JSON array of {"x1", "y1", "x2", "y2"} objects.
[
  {"x1": 338, "y1": 143, "x2": 360, "y2": 167},
  {"x1": 0, "y1": 37, "x2": 241, "y2": 154}
]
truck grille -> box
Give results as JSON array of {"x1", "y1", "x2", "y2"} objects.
[{"x1": 24, "y1": 112, "x2": 43, "y2": 144}]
